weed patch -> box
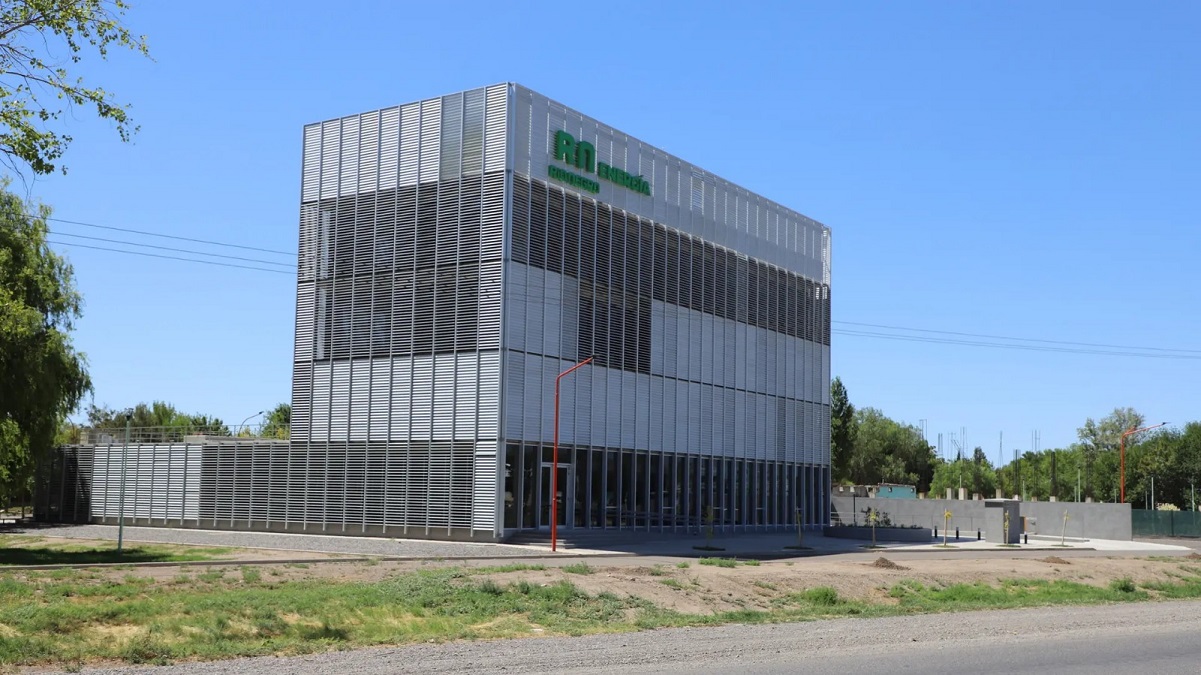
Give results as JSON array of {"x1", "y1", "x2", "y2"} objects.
[{"x1": 473, "y1": 563, "x2": 547, "y2": 574}]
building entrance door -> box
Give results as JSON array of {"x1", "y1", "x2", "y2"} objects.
[{"x1": 538, "y1": 463, "x2": 573, "y2": 530}]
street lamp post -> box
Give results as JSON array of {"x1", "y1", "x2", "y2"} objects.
[
  {"x1": 552, "y1": 356, "x2": 593, "y2": 553},
  {"x1": 238, "y1": 411, "x2": 265, "y2": 436},
  {"x1": 1120, "y1": 422, "x2": 1168, "y2": 504},
  {"x1": 117, "y1": 412, "x2": 132, "y2": 553}
]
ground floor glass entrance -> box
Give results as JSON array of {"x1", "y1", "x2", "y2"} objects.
[{"x1": 503, "y1": 443, "x2": 829, "y2": 532}]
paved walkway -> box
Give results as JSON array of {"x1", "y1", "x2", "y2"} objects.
[
  {"x1": 6, "y1": 524, "x2": 543, "y2": 559},
  {"x1": 6, "y1": 523, "x2": 1191, "y2": 560}
]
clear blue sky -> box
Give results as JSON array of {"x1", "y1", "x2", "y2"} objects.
[{"x1": 23, "y1": 1, "x2": 1199, "y2": 459}]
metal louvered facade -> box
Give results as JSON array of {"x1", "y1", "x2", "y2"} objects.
[
  {"x1": 501, "y1": 85, "x2": 831, "y2": 535},
  {"x1": 290, "y1": 84, "x2": 509, "y2": 539},
  {"x1": 36, "y1": 84, "x2": 831, "y2": 542}
]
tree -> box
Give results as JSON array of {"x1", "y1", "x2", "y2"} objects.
[
  {"x1": 1, "y1": 0, "x2": 150, "y2": 175},
  {"x1": 930, "y1": 452, "x2": 997, "y2": 500},
  {"x1": 847, "y1": 408, "x2": 936, "y2": 492},
  {"x1": 830, "y1": 377, "x2": 855, "y2": 482},
  {"x1": 1077, "y1": 407, "x2": 1144, "y2": 500},
  {"x1": 0, "y1": 183, "x2": 89, "y2": 504},
  {"x1": 258, "y1": 403, "x2": 290, "y2": 440},
  {"x1": 85, "y1": 401, "x2": 229, "y2": 441}
]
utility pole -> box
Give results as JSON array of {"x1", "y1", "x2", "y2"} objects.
[{"x1": 117, "y1": 412, "x2": 132, "y2": 554}]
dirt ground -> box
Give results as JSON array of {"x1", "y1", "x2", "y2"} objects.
[
  {"x1": 5, "y1": 536, "x2": 353, "y2": 562},
  {"x1": 13, "y1": 550, "x2": 1200, "y2": 616}
]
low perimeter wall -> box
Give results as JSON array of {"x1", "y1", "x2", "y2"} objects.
[
  {"x1": 831, "y1": 497, "x2": 1132, "y2": 541},
  {"x1": 823, "y1": 526, "x2": 932, "y2": 542}
]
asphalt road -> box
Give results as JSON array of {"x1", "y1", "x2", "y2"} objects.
[{"x1": 70, "y1": 600, "x2": 1201, "y2": 674}]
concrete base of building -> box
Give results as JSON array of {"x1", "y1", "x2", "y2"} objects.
[{"x1": 89, "y1": 517, "x2": 500, "y2": 542}]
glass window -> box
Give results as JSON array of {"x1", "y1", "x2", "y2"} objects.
[{"x1": 503, "y1": 444, "x2": 518, "y2": 529}]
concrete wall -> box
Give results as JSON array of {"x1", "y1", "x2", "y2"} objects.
[{"x1": 831, "y1": 497, "x2": 1132, "y2": 540}]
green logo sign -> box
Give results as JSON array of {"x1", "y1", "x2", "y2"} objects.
[{"x1": 548, "y1": 130, "x2": 652, "y2": 197}]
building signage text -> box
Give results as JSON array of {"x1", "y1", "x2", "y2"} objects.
[{"x1": 548, "y1": 130, "x2": 652, "y2": 197}]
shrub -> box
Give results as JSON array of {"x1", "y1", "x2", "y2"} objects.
[
  {"x1": 1110, "y1": 577, "x2": 1137, "y2": 593},
  {"x1": 803, "y1": 586, "x2": 841, "y2": 606}
]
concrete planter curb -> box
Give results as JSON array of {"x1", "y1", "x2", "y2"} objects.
[{"x1": 822, "y1": 526, "x2": 933, "y2": 543}]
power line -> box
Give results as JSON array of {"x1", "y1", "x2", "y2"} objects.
[
  {"x1": 47, "y1": 240, "x2": 295, "y2": 275},
  {"x1": 834, "y1": 319, "x2": 1201, "y2": 355},
  {"x1": 50, "y1": 231, "x2": 297, "y2": 268},
  {"x1": 833, "y1": 329, "x2": 1201, "y2": 360},
  {"x1": 47, "y1": 216, "x2": 295, "y2": 257},
  {"x1": 500, "y1": 282, "x2": 1199, "y2": 361}
]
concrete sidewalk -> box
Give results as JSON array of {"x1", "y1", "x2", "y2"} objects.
[{"x1": 8, "y1": 523, "x2": 1190, "y2": 560}]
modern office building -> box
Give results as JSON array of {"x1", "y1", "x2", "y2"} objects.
[
  {"x1": 37, "y1": 83, "x2": 831, "y2": 542},
  {"x1": 290, "y1": 83, "x2": 831, "y2": 540}
]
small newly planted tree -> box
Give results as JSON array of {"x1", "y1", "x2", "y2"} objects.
[
  {"x1": 943, "y1": 509, "x2": 952, "y2": 547},
  {"x1": 796, "y1": 508, "x2": 804, "y2": 548},
  {"x1": 1061, "y1": 510, "x2": 1069, "y2": 546},
  {"x1": 868, "y1": 508, "x2": 879, "y2": 548}
]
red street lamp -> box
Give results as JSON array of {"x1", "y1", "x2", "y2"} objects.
[
  {"x1": 552, "y1": 356, "x2": 593, "y2": 552},
  {"x1": 1121, "y1": 422, "x2": 1168, "y2": 504}
]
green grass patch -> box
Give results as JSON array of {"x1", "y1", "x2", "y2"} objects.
[
  {"x1": 885, "y1": 577, "x2": 1149, "y2": 611},
  {"x1": 0, "y1": 541, "x2": 234, "y2": 566},
  {"x1": 675, "y1": 562, "x2": 690, "y2": 569},
  {"x1": 698, "y1": 557, "x2": 758, "y2": 568},
  {"x1": 562, "y1": 563, "x2": 594, "y2": 575},
  {"x1": 1141, "y1": 575, "x2": 1201, "y2": 599},
  {"x1": 1, "y1": 558, "x2": 1198, "y2": 669},
  {"x1": 472, "y1": 563, "x2": 548, "y2": 574},
  {"x1": 698, "y1": 557, "x2": 738, "y2": 568}
]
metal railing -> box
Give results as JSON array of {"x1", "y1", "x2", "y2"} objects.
[{"x1": 65, "y1": 425, "x2": 289, "y2": 445}]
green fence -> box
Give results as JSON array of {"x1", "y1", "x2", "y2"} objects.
[{"x1": 1132, "y1": 510, "x2": 1201, "y2": 538}]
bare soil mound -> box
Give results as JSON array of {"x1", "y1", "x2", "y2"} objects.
[
  {"x1": 872, "y1": 557, "x2": 908, "y2": 570},
  {"x1": 1187, "y1": 552, "x2": 1201, "y2": 561},
  {"x1": 1041, "y1": 556, "x2": 1071, "y2": 565}
]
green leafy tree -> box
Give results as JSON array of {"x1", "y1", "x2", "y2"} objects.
[
  {"x1": 1077, "y1": 407, "x2": 1144, "y2": 500},
  {"x1": 830, "y1": 377, "x2": 855, "y2": 482},
  {"x1": 929, "y1": 452, "x2": 997, "y2": 500},
  {"x1": 847, "y1": 408, "x2": 936, "y2": 492},
  {"x1": 258, "y1": 403, "x2": 290, "y2": 440},
  {"x1": 1, "y1": 0, "x2": 150, "y2": 175},
  {"x1": 0, "y1": 183, "x2": 90, "y2": 504},
  {"x1": 85, "y1": 401, "x2": 229, "y2": 441},
  {"x1": 1126, "y1": 424, "x2": 1201, "y2": 509}
]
